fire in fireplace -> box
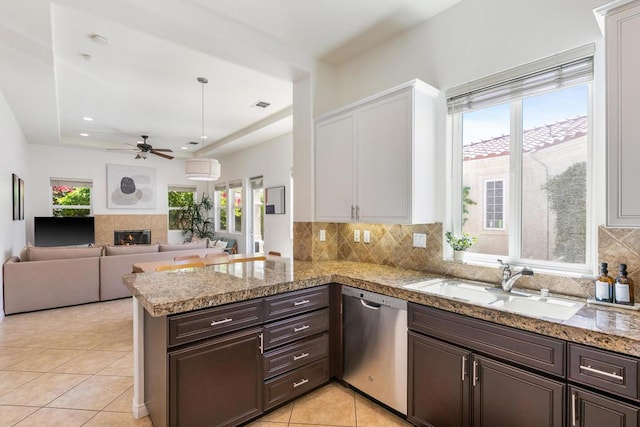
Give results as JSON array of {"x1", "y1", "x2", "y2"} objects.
[{"x1": 114, "y1": 230, "x2": 151, "y2": 245}]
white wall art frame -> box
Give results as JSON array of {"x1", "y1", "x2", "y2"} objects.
[{"x1": 107, "y1": 164, "x2": 157, "y2": 209}]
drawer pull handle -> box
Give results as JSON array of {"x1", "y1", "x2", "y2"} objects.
[
  {"x1": 293, "y1": 352, "x2": 310, "y2": 361},
  {"x1": 579, "y1": 364, "x2": 624, "y2": 381},
  {"x1": 210, "y1": 318, "x2": 233, "y2": 326},
  {"x1": 294, "y1": 325, "x2": 310, "y2": 332},
  {"x1": 293, "y1": 299, "x2": 311, "y2": 306},
  {"x1": 293, "y1": 378, "x2": 309, "y2": 388}
]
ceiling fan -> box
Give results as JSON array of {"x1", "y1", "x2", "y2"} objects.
[{"x1": 110, "y1": 135, "x2": 174, "y2": 160}]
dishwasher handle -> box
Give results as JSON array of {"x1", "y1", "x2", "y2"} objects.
[{"x1": 360, "y1": 299, "x2": 382, "y2": 310}]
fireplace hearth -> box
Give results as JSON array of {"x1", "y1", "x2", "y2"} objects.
[{"x1": 114, "y1": 230, "x2": 151, "y2": 245}]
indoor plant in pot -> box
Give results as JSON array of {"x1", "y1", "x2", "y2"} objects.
[{"x1": 445, "y1": 231, "x2": 477, "y2": 262}]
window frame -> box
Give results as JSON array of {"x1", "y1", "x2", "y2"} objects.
[
  {"x1": 50, "y1": 178, "x2": 93, "y2": 217},
  {"x1": 167, "y1": 186, "x2": 196, "y2": 231},
  {"x1": 214, "y1": 184, "x2": 228, "y2": 232},
  {"x1": 447, "y1": 54, "x2": 595, "y2": 276},
  {"x1": 483, "y1": 178, "x2": 506, "y2": 231}
]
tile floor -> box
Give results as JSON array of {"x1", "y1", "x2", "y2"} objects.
[{"x1": 0, "y1": 299, "x2": 411, "y2": 427}]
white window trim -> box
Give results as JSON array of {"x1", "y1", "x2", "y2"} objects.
[
  {"x1": 214, "y1": 185, "x2": 228, "y2": 232},
  {"x1": 448, "y1": 88, "x2": 595, "y2": 277}
]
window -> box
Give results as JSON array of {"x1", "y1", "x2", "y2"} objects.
[
  {"x1": 229, "y1": 181, "x2": 243, "y2": 233},
  {"x1": 214, "y1": 184, "x2": 228, "y2": 231},
  {"x1": 168, "y1": 186, "x2": 196, "y2": 230},
  {"x1": 448, "y1": 45, "x2": 593, "y2": 271},
  {"x1": 484, "y1": 180, "x2": 504, "y2": 230},
  {"x1": 50, "y1": 178, "x2": 92, "y2": 217}
]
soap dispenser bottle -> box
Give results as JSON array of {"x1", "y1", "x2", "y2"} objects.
[
  {"x1": 595, "y1": 262, "x2": 614, "y2": 303},
  {"x1": 614, "y1": 264, "x2": 635, "y2": 306}
]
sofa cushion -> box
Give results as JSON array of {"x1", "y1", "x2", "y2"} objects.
[
  {"x1": 209, "y1": 239, "x2": 228, "y2": 249},
  {"x1": 27, "y1": 245, "x2": 103, "y2": 261},
  {"x1": 159, "y1": 240, "x2": 208, "y2": 252},
  {"x1": 104, "y1": 243, "x2": 159, "y2": 256}
]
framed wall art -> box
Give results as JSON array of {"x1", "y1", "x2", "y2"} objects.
[{"x1": 107, "y1": 164, "x2": 157, "y2": 209}]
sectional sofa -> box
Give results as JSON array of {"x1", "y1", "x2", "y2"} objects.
[{"x1": 3, "y1": 240, "x2": 226, "y2": 315}]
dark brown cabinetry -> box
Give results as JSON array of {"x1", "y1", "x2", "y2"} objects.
[
  {"x1": 568, "y1": 344, "x2": 640, "y2": 427},
  {"x1": 144, "y1": 285, "x2": 332, "y2": 427},
  {"x1": 262, "y1": 286, "x2": 331, "y2": 410},
  {"x1": 408, "y1": 303, "x2": 565, "y2": 427},
  {"x1": 168, "y1": 327, "x2": 263, "y2": 427},
  {"x1": 570, "y1": 386, "x2": 639, "y2": 427}
]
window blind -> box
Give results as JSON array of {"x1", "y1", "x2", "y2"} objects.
[
  {"x1": 50, "y1": 178, "x2": 93, "y2": 188},
  {"x1": 229, "y1": 180, "x2": 242, "y2": 190},
  {"x1": 214, "y1": 184, "x2": 227, "y2": 192},
  {"x1": 447, "y1": 44, "x2": 594, "y2": 114},
  {"x1": 168, "y1": 185, "x2": 196, "y2": 193}
]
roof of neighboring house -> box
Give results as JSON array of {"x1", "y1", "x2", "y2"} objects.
[{"x1": 463, "y1": 115, "x2": 587, "y2": 161}]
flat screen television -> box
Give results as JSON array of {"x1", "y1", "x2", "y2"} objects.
[{"x1": 34, "y1": 216, "x2": 95, "y2": 247}]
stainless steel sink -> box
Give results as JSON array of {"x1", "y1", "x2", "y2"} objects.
[{"x1": 403, "y1": 278, "x2": 584, "y2": 321}]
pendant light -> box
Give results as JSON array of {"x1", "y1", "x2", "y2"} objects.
[{"x1": 186, "y1": 77, "x2": 221, "y2": 181}]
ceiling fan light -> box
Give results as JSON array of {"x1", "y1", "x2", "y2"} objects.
[{"x1": 185, "y1": 158, "x2": 220, "y2": 181}]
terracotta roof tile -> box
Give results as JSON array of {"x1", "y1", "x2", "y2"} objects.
[{"x1": 463, "y1": 115, "x2": 587, "y2": 161}]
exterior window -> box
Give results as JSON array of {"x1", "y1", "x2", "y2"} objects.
[
  {"x1": 214, "y1": 185, "x2": 227, "y2": 232},
  {"x1": 229, "y1": 181, "x2": 243, "y2": 233},
  {"x1": 50, "y1": 178, "x2": 92, "y2": 217},
  {"x1": 449, "y1": 49, "x2": 593, "y2": 271},
  {"x1": 168, "y1": 186, "x2": 196, "y2": 230},
  {"x1": 484, "y1": 180, "x2": 504, "y2": 230}
]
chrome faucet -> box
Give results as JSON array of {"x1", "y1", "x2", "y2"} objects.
[{"x1": 498, "y1": 259, "x2": 534, "y2": 292}]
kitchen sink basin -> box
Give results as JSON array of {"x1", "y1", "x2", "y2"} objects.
[{"x1": 403, "y1": 278, "x2": 584, "y2": 320}]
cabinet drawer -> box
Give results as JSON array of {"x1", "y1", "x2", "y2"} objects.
[
  {"x1": 264, "y1": 358, "x2": 329, "y2": 410},
  {"x1": 264, "y1": 286, "x2": 329, "y2": 322},
  {"x1": 263, "y1": 334, "x2": 329, "y2": 379},
  {"x1": 168, "y1": 299, "x2": 263, "y2": 347},
  {"x1": 263, "y1": 308, "x2": 329, "y2": 350},
  {"x1": 569, "y1": 343, "x2": 639, "y2": 401},
  {"x1": 409, "y1": 303, "x2": 565, "y2": 377}
]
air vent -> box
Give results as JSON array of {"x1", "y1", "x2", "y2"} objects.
[
  {"x1": 188, "y1": 141, "x2": 199, "y2": 145},
  {"x1": 253, "y1": 101, "x2": 271, "y2": 108}
]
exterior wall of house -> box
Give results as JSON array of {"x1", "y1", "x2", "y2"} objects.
[{"x1": 463, "y1": 136, "x2": 587, "y2": 260}]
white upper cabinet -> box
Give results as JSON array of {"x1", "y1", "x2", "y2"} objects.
[
  {"x1": 601, "y1": 0, "x2": 640, "y2": 226},
  {"x1": 314, "y1": 80, "x2": 439, "y2": 224}
]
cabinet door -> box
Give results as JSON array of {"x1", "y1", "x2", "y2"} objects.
[
  {"x1": 315, "y1": 112, "x2": 356, "y2": 222},
  {"x1": 356, "y1": 89, "x2": 412, "y2": 223},
  {"x1": 606, "y1": 3, "x2": 640, "y2": 226},
  {"x1": 169, "y1": 327, "x2": 263, "y2": 427},
  {"x1": 408, "y1": 332, "x2": 471, "y2": 427},
  {"x1": 570, "y1": 386, "x2": 639, "y2": 427},
  {"x1": 472, "y1": 355, "x2": 564, "y2": 427}
]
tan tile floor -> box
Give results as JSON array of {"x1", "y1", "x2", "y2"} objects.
[{"x1": 0, "y1": 299, "x2": 412, "y2": 427}]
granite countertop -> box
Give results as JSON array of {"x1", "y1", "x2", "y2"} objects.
[{"x1": 122, "y1": 258, "x2": 640, "y2": 357}]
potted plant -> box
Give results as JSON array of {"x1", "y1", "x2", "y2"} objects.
[
  {"x1": 445, "y1": 231, "x2": 477, "y2": 262},
  {"x1": 178, "y1": 193, "x2": 215, "y2": 242}
]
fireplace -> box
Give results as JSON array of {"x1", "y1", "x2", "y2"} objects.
[{"x1": 114, "y1": 230, "x2": 151, "y2": 245}]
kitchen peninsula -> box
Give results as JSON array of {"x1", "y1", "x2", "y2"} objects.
[{"x1": 123, "y1": 258, "x2": 640, "y2": 426}]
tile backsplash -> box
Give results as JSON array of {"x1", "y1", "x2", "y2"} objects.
[{"x1": 293, "y1": 222, "x2": 640, "y2": 302}]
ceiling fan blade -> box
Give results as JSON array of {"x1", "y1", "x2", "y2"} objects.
[
  {"x1": 151, "y1": 148, "x2": 173, "y2": 152},
  {"x1": 108, "y1": 148, "x2": 138, "y2": 151},
  {"x1": 150, "y1": 150, "x2": 174, "y2": 160}
]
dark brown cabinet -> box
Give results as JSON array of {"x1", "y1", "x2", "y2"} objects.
[
  {"x1": 168, "y1": 327, "x2": 263, "y2": 427},
  {"x1": 408, "y1": 303, "x2": 565, "y2": 427},
  {"x1": 408, "y1": 331, "x2": 470, "y2": 427},
  {"x1": 569, "y1": 386, "x2": 639, "y2": 427}
]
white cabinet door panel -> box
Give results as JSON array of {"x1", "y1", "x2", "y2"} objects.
[
  {"x1": 315, "y1": 113, "x2": 356, "y2": 222},
  {"x1": 357, "y1": 91, "x2": 412, "y2": 222}
]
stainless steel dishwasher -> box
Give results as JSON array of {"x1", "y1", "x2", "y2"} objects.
[{"x1": 342, "y1": 286, "x2": 407, "y2": 415}]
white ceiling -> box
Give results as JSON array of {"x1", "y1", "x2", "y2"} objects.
[{"x1": 0, "y1": 0, "x2": 461, "y2": 160}]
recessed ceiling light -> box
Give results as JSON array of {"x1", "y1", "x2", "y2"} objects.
[
  {"x1": 82, "y1": 116, "x2": 94, "y2": 121},
  {"x1": 80, "y1": 133, "x2": 89, "y2": 137},
  {"x1": 181, "y1": 146, "x2": 189, "y2": 150},
  {"x1": 89, "y1": 33, "x2": 109, "y2": 46},
  {"x1": 200, "y1": 135, "x2": 208, "y2": 139}
]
